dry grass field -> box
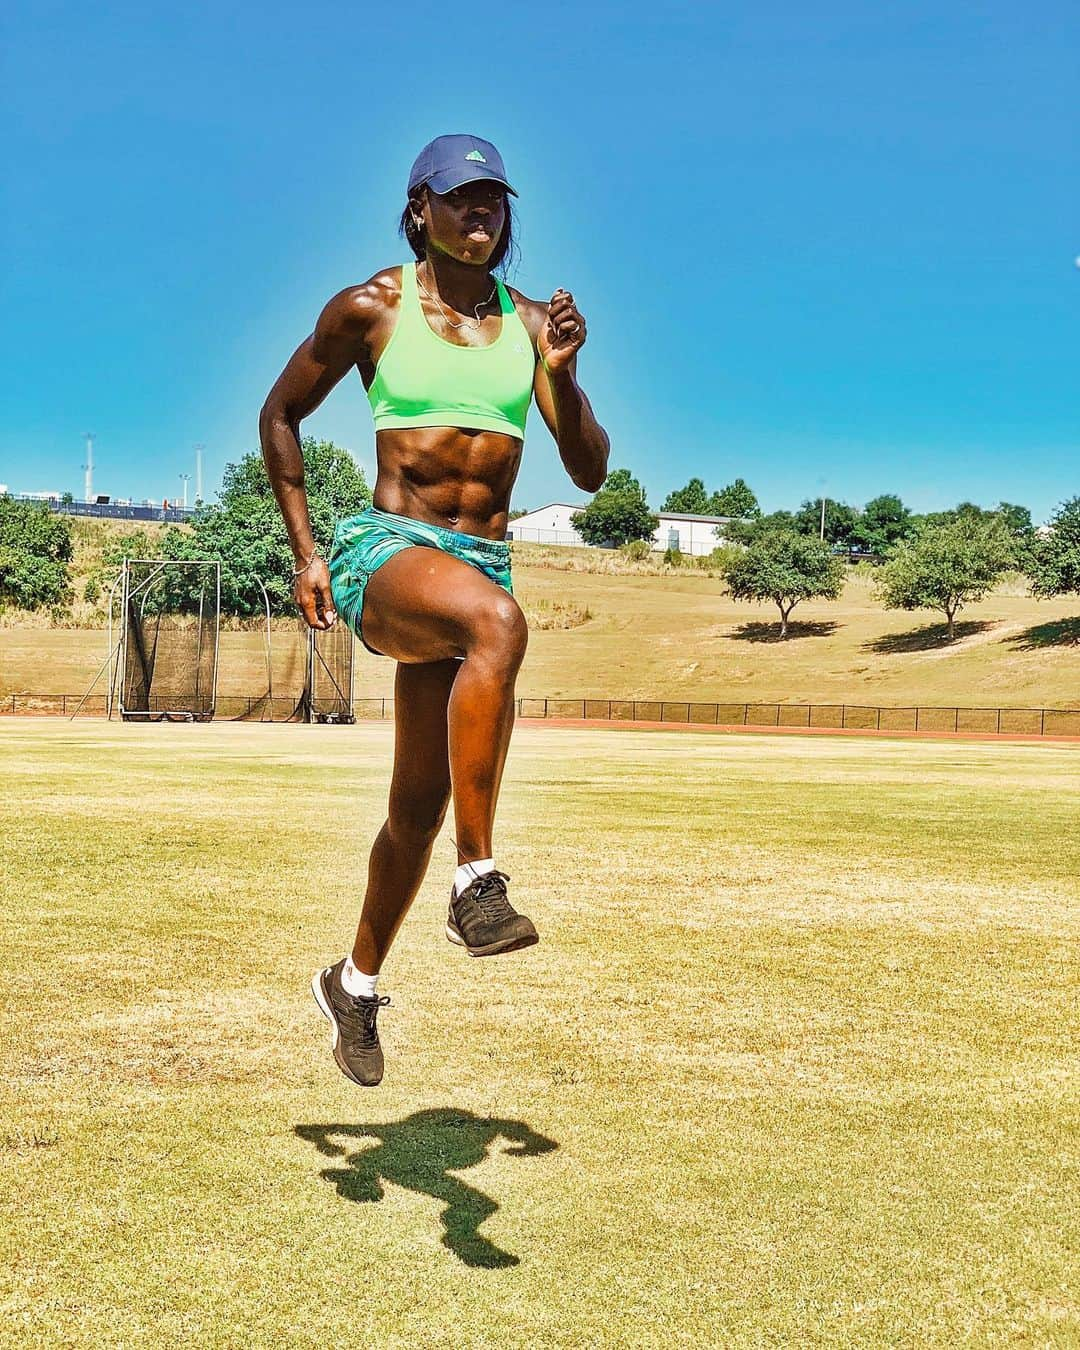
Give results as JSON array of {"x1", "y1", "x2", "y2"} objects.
[
  {"x1": 2, "y1": 720, "x2": 1078, "y2": 1345},
  {"x1": 4, "y1": 555, "x2": 1078, "y2": 710}
]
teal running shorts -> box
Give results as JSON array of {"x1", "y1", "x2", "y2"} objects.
[{"x1": 329, "y1": 506, "x2": 514, "y2": 656}]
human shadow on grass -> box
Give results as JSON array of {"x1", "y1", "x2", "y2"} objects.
[
  {"x1": 864, "y1": 619, "x2": 992, "y2": 653},
  {"x1": 295, "y1": 1110, "x2": 557, "y2": 1269},
  {"x1": 1007, "y1": 617, "x2": 1080, "y2": 650},
  {"x1": 729, "y1": 619, "x2": 840, "y2": 643}
]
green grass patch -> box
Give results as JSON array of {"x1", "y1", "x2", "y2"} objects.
[{"x1": 1, "y1": 723, "x2": 1077, "y2": 1345}]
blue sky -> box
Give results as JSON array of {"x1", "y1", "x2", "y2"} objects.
[{"x1": 2, "y1": 1, "x2": 1076, "y2": 521}]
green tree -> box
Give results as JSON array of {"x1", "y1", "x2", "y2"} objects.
[
  {"x1": 0, "y1": 498, "x2": 73, "y2": 610},
  {"x1": 996, "y1": 500, "x2": 1036, "y2": 566},
  {"x1": 572, "y1": 469, "x2": 658, "y2": 547},
  {"x1": 1029, "y1": 497, "x2": 1080, "y2": 599},
  {"x1": 709, "y1": 478, "x2": 760, "y2": 518},
  {"x1": 794, "y1": 498, "x2": 858, "y2": 549},
  {"x1": 849, "y1": 494, "x2": 913, "y2": 557},
  {"x1": 998, "y1": 501, "x2": 1033, "y2": 539},
  {"x1": 722, "y1": 529, "x2": 845, "y2": 638},
  {"x1": 725, "y1": 508, "x2": 795, "y2": 546},
  {"x1": 662, "y1": 477, "x2": 711, "y2": 514},
  {"x1": 106, "y1": 439, "x2": 371, "y2": 617},
  {"x1": 874, "y1": 515, "x2": 1013, "y2": 639}
]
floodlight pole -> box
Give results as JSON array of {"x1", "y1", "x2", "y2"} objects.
[
  {"x1": 83, "y1": 432, "x2": 94, "y2": 503},
  {"x1": 179, "y1": 473, "x2": 191, "y2": 510}
]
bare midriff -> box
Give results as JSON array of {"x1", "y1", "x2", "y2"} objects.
[{"x1": 371, "y1": 426, "x2": 523, "y2": 539}]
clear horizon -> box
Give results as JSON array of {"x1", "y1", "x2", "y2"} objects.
[{"x1": 2, "y1": 1, "x2": 1076, "y2": 524}]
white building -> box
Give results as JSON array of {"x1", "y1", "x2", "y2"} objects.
[
  {"x1": 506, "y1": 503, "x2": 732, "y2": 556},
  {"x1": 506, "y1": 503, "x2": 588, "y2": 547},
  {"x1": 653, "y1": 511, "x2": 731, "y2": 556}
]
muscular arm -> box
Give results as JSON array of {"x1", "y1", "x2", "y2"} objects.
[
  {"x1": 259, "y1": 274, "x2": 394, "y2": 626},
  {"x1": 518, "y1": 292, "x2": 610, "y2": 493},
  {"x1": 535, "y1": 356, "x2": 609, "y2": 492},
  {"x1": 259, "y1": 280, "x2": 385, "y2": 563}
]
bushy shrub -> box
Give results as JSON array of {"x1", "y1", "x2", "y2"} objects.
[
  {"x1": 703, "y1": 544, "x2": 744, "y2": 572},
  {"x1": 619, "y1": 538, "x2": 651, "y2": 562}
]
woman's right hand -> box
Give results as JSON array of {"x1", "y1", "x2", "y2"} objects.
[{"x1": 295, "y1": 555, "x2": 337, "y2": 630}]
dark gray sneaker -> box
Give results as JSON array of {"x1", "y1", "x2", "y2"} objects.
[
  {"x1": 311, "y1": 958, "x2": 390, "y2": 1087},
  {"x1": 446, "y1": 871, "x2": 539, "y2": 957}
]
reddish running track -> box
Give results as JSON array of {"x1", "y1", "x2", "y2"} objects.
[{"x1": 518, "y1": 717, "x2": 1080, "y2": 746}]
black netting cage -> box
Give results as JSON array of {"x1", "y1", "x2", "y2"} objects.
[
  {"x1": 307, "y1": 619, "x2": 355, "y2": 723},
  {"x1": 118, "y1": 560, "x2": 220, "y2": 722}
]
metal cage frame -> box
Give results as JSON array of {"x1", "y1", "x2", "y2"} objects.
[{"x1": 115, "y1": 558, "x2": 221, "y2": 722}]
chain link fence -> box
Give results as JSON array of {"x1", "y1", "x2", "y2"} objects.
[
  {"x1": 514, "y1": 698, "x2": 1080, "y2": 737},
  {"x1": 3, "y1": 692, "x2": 1078, "y2": 736}
]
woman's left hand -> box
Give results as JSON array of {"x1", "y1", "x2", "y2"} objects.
[{"x1": 538, "y1": 289, "x2": 586, "y2": 374}]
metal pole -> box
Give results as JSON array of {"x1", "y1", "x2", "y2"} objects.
[
  {"x1": 306, "y1": 627, "x2": 315, "y2": 723},
  {"x1": 211, "y1": 562, "x2": 221, "y2": 718},
  {"x1": 83, "y1": 432, "x2": 94, "y2": 503},
  {"x1": 195, "y1": 580, "x2": 205, "y2": 706},
  {"x1": 105, "y1": 569, "x2": 122, "y2": 719},
  {"x1": 347, "y1": 624, "x2": 355, "y2": 722},
  {"x1": 255, "y1": 578, "x2": 273, "y2": 708},
  {"x1": 118, "y1": 560, "x2": 130, "y2": 718}
]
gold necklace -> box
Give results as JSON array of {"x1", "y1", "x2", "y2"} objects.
[{"x1": 416, "y1": 263, "x2": 497, "y2": 333}]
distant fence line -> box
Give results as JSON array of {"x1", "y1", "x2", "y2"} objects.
[
  {"x1": 52, "y1": 501, "x2": 198, "y2": 524},
  {"x1": 3, "y1": 693, "x2": 1078, "y2": 737}
]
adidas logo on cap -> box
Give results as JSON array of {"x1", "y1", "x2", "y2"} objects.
[{"x1": 465, "y1": 149, "x2": 487, "y2": 162}]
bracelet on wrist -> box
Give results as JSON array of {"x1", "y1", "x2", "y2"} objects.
[{"x1": 292, "y1": 547, "x2": 321, "y2": 578}]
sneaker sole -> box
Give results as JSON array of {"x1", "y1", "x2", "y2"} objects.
[
  {"x1": 310, "y1": 968, "x2": 380, "y2": 1087},
  {"x1": 445, "y1": 922, "x2": 540, "y2": 957}
]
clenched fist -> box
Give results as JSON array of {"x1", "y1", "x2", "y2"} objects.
[{"x1": 538, "y1": 289, "x2": 586, "y2": 373}]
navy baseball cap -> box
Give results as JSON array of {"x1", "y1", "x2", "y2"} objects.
[{"x1": 408, "y1": 134, "x2": 517, "y2": 198}]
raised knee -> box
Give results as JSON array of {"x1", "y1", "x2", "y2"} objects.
[{"x1": 468, "y1": 596, "x2": 528, "y2": 665}]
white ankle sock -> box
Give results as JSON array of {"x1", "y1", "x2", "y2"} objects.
[
  {"x1": 340, "y1": 957, "x2": 379, "y2": 999},
  {"x1": 455, "y1": 858, "x2": 495, "y2": 897}
]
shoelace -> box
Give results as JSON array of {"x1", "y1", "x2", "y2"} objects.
[
  {"x1": 337, "y1": 992, "x2": 390, "y2": 1047},
  {"x1": 468, "y1": 871, "x2": 514, "y2": 921}
]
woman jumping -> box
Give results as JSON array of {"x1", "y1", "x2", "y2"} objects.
[{"x1": 260, "y1": 134, "x2": 609, "y2": 1086}]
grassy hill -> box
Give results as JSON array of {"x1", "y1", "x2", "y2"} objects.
[{"x1": 1, "y1": 528, "x2": 1077, "y2": 707}]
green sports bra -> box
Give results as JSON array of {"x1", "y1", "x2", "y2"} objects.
[{"x1": 367, "y1": 262, "x2": 536, "y2": 439}]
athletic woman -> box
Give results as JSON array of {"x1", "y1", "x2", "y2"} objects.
[{"x1": 260, "y1": 135, "x2": 609, "y2": 1087}]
